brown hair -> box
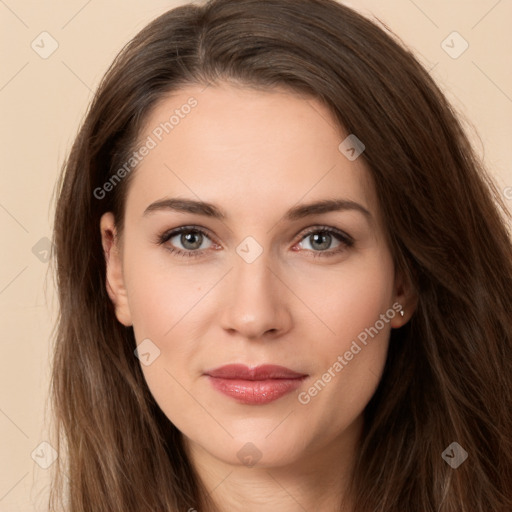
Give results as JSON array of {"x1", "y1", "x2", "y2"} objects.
[{"x1": 49, "y1": 0, "x2": 512, "y2": 510}]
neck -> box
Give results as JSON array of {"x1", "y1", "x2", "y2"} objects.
[{"x1": 184, "y1": 415, "x2": 363, "y2": 512}]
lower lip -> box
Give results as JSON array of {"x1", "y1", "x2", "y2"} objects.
[{"x1": 207, "y1": 376, "x2": 306, "y2": 405}]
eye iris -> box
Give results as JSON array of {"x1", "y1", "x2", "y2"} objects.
[
  {"x1": 310, "y1": 232, "x2": 331, "y2": 250},
  {"x1": 181, "y1": 231, "x2": 203, "y2": 250}
]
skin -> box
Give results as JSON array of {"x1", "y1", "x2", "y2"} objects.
[{"x1": 100, "y1": 82, "x2": 417, "y2": 512}]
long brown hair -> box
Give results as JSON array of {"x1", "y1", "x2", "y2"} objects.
[{"x1": 49, "y1": 0, "x2": 512, "y2": 510}]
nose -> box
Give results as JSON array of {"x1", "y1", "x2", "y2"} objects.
[{"x1": 219, "y1": 254, "x2": 293, "y2": 341}]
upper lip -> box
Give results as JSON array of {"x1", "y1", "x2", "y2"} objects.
[{"x1": 204, "y1": 364, "x2": 307, "y2": 380}]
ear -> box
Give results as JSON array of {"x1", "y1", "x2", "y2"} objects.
[
  {"x1": 390, "y1": 268, "x2": 418, "y2": 329},
  {"x1": 100, "y1": 212, "x2": 133, "y2": 326}
]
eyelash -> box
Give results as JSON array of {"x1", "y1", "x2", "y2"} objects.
[{"x1": 156, "y1": 225, "x2": 354, "y2": 259}]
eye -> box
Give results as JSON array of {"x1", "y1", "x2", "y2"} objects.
[
  {"x1": 294, "y1": 226, "x2": 354, "y2": 258},
  {"x1": 156, "y1": 225, "x2": 354, "y2": 259},
  {"x1": 157, "y1": 226, "x2": 216, "y2": 258}
]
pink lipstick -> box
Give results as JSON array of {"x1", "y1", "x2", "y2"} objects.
[{"x1": 204, "y1": 364, "x2": 307, "y2": 405}]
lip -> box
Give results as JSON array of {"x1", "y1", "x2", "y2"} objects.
[
  {"x1": 205, "y1": 364, "x2": 307, "y2": 380},
  {"x1": 204, "y1": 364, "x2": 308, "y2": 405}
]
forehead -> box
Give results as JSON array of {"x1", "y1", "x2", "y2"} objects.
[{"x1": 125, "y1": 82, "x2": 377, "y2": 221}]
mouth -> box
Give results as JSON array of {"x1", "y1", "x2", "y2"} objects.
[{"x1": 204, "y1": 364, "x2": 308, "y2": 405}]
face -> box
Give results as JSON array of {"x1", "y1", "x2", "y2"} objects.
[{"x1": 101, "y1": 82, "x2": 415, "y2": 471}]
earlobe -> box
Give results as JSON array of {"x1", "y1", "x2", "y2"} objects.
[
  {"x1": 391, "y1": 269, "x2": 418, "y2": 329},
  {"x1": 100, "y1": 212, "x2": 133, "y2": 327}
]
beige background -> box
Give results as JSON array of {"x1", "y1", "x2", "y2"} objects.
[{"x1": 1, "y1": 0, "x2": 511, "y2": 510}]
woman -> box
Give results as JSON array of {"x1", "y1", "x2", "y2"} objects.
[{"x1": 49, "y1": 0, "x2": 512, "y2": 510}]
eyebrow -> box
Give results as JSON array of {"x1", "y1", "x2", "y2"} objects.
[{"x1": 143, "y1": 197, "x2": 372, "y2": 222}]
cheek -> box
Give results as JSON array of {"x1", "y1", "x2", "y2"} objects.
[
  {"x1": 123, "y1": 231, "x2": 395, "y2": 432},
  {"x1": 297, "y1": 248, "x2": 395, "y2": 414},
  {"x1": 124, "y1": 233, "x2": 395, "y2": 365},
  {"x1": 123, "y1": 255, "x2": 209, "y2": 432},
  {"x1": 305, "y1": 247, "x2": 395, "y2": 347},
  {"x1": 123, "y1": 242, "x2": 211, "y2": 340}
]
